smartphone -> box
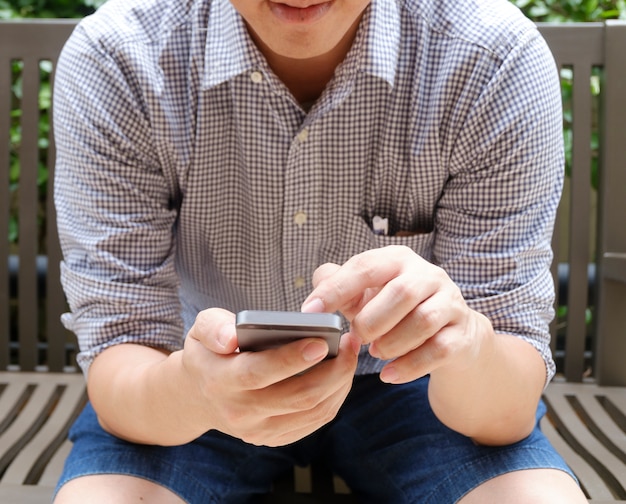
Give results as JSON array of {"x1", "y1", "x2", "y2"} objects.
[{"x1": 236, "y1": 310, "x2": 342, "y2": 358}]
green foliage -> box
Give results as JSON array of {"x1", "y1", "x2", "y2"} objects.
[
  {"x1": 510, "y1": 0, "x2": 626, "y2": 21},
  {"x1": 0, "y1": 0, "x2": 101, "y2": 19}
]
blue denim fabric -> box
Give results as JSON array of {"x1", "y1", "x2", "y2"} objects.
[{"x1": 55, "y1": 375, "x2": 576, "y2": 503}]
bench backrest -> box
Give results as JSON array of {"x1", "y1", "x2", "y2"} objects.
[
  {"x1": 540, "y1": 22, "x2": 626, "y2": 385},
  {"x1": 1, "y1": 19, "x2": 625, "y2": 383},
  {"x1": 0, "y1": 20, "x2": 79, "y2": 372}
]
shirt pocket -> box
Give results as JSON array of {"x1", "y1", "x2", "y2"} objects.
[{"x1": 321, "y1": 216, "x2": 435, "y2": 267}]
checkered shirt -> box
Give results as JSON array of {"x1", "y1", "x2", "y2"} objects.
[{"x1": 54, "y1": 0, "x2": 564, "y2": 380}]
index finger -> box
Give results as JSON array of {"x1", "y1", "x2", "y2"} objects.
[{"x1": 301, "y1": 246, "x2": 411, "y2": 316}]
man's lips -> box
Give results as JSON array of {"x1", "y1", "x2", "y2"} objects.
[{"x1": 269, "y1": 1, "x2": 334, "y2": 23}]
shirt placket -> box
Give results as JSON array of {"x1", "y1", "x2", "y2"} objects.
[{"x1": 282, "y1": 123, "x2": 320, "y2": 310}]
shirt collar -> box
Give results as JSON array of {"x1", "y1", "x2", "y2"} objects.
[
  {"x1": 358, "y1": 0, "x2": 401, "y2": 88},
  {"x1": 201, "y1": 0, "x2": 401, "y2": 90},
  {"x1": 202, "y1": 0, "x2": 260, "y2": 89}
]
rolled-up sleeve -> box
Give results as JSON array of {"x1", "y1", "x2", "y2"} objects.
[
  {"x1": 54, "y1": 22, "x2": 183, "y2": 376},
  {"x1": 434, "y1": 30, "x2": 563, "y2": 383}
]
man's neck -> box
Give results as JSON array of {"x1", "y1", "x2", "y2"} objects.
[
  {"x1": 266, "y1": 55, "x2": 337, "y2": 105},
  {"x1": 250, "y1": 16, "x2": 362, "y2": 106}
]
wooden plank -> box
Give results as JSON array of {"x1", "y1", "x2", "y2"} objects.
[
  {"x1": 44, "y1": 42, "x2": 71, "y2": 373},
  {"x1": 39, "y1": 440, "x2": 72, "y2": 487},
  {"x1": 601, "y1": 254, "x2": 626, "y2": 284},
  {"x1": 593, "y1": 20, "x2": 626, "y2": 387},
  {"x1": 0, "y1": 373, "x2": 86, "y2": 485},
  {"x1": 0, "y1": 485, "x2": 55, "y2": 504},
  {"x1": 2, "y1": 375, "x2": 85, "y2": 484},
  {"x1": 563, "y1": 54, "x2": 593, "y2": 382},
  {"x1": 17, "y1": 53, "x2": 43, "y2": 371},
  {"x1": 541, "y1": 416, "x2": 615, "y2": 500},
  {"x1": 0, "y1": 44, "x2": 11, "y2": 371},
  {"x1": 0, "y1": 381, "x2": 31, "y2": 428},
  {"x1": 599, "y1": 20, "x2": 626, "y2": 259},
  {"x1": 544, "y1": 383, "x2": 626, "y2": 499},
  {"x1": 574, "y1": 389, "x2": 626, "y2": 455},
  {"x1": 0, "y1": 380, "x2": 58, "y2": 477},
  {"x1": 537, "y1": 23, "x2": 604, "y2": 66}
]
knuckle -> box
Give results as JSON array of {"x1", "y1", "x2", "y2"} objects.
[
  {"x1": 304, "y1": 401, "x2": 336, "y2": 427},
  {"x1": 292, "y1": 390, "x2": 321, "y2": 411},
  {"x1": 452, "y1": 288, "x2": 466, "y2": 307},
  {"x1": 428, "y1": 334, "x2": 455, "y2": 362},
  {"x1": 414, "y1": 304, "x2": 441, "y2": 332},
  {"x1": 351, "y1": 313, "x2": 377, "y2": 342},
  {"x1": 320, "y1": 393, "x2": 345, "y2": 422},
  {"x1": 276, "y1": 349, "x2": 299, "y2": 371},
  {"x1": 389, "y1": 279, "x2": 413, "y2": 300},
  {"x1": 351, "y1": 254, "x2": 378, "y2": 283}
]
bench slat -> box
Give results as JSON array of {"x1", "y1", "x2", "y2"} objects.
[
  {"x1": 541, "y1": 416, "x2": 616, "y2": 500},
  {"x1": 544, "y1": 383, "x2": 626, "y2": 500},
  {"x1": 0, "y1": 373, "x2": 86, "y2": 486},
  {"x1": 39, "y1": 440, "x2": 73, "y2": 487},
  {"x1": 2, "y1": 375, "x2": 85, "y2": 484}
]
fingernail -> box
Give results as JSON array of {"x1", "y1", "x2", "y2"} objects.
[
  {"x1": 301, "y1": 297, "x2": 325, "y2": 313},
  {"x1": 217, "y1": 324, "x2": 233, "y2": 348},
  {"x1": 303, "y1": 341, "x2": 328, "y2": 362},
  {"x1": 380, "y1": 366, "x2": 399, "y2": 384}
]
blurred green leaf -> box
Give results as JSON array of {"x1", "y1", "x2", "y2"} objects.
[
  {"x1": 511, "y1": 0, "x2": 625, "y2": 20},
  {"x1": 38, "y1": 162, "x2": 49, "y2": 186},
  {"x1": 8, "y1": 217, "x2": 18, "y2": 243},
  {"x1": 9, "y1": 160, "x2": 20, "y2": 184}
]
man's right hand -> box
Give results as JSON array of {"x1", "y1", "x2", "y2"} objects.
[
  {"x1": 88, "y1": 308, "x2": 359, "y2": 447},
  {"x1": 182, "y1": 308, "x2": 359, "y2": 446}
]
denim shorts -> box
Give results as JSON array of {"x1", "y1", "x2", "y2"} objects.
[{"x1": 55, "y1": 375, "x2": 576, "y2": 503}]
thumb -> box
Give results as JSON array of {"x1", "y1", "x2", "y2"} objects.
[
  {"x1": 214, "y1": 321, "x2": 238, "y2": 354},
  {"x1": 189, "y1": 308, "x2": 238, "y2": 355}
]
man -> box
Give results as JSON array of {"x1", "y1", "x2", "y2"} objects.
[{"x1": 53, "y1": 0, "x2": 588, "y2": 502}]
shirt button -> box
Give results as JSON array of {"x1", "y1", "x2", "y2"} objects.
[
  {"x1": 250, "y1": 71, "x2": 263, "y2": 84},
  {"x1": 293, "y1": 211, "x2": 307, "y2": 227},
  {"x1": 296, "y1": 128, "x2": 309, "y2": 143},
  {"x1": 294, "y1": 276, "x2": 306, "y2": 288}
]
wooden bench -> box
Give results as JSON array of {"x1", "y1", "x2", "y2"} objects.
[{"x1": 1, "y1": 18, "x2": 626, "y2": 503}]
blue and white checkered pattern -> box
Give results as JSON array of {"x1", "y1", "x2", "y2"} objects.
[{"x1": 53, "y1": 0, "x2": 564, "y2": 380}]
